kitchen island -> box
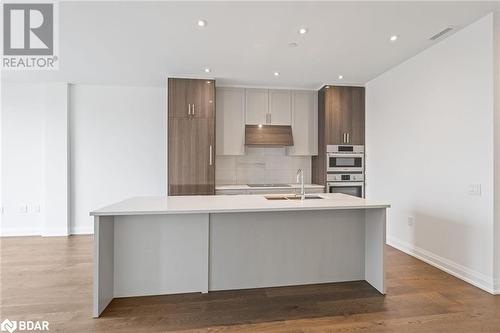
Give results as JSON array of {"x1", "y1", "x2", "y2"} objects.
[{"x1": 90, "y1": 193, "x2": 390, "y2": 317}]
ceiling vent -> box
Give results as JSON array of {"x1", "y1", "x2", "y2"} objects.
[{"x1": 429, "y1": 27, "x2": 454, "y2": 41}]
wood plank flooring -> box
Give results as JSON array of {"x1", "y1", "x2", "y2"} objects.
[{"x1": 1, "y1": 235, "x2": 499, "y2": 332}]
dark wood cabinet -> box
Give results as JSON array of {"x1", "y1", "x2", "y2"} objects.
[
  {"x1": 190, "y1": 79, "x2": 215, "y2": 118},
  {"x1": 168, "y1": 78, "x2": 190, "y2": 118},
  {"x1": 312, "y1": 85, "x2": 365, "y2": 185},
  {"x1": 168, "y1": 78, "x2": 215, "y2": 195},
  {"x1": 325, "y1": 86, "x2": 364, "y2": 145},
  {"x1": 168, "y1": 78, "x2": 215, "y2": 119}
]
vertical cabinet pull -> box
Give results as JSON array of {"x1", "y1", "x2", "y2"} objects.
[
  {"x1": 209, "y1": 145, "x2": 213, "y2": 166},
  {"x1": 269, "y1": 113, "x2": 271, "y2": 124},
  {"x1": 192, "y1": 104, "x2": 195, "y2": 116},
  {"x1": 188, "y1": 104, "x2": 191, "y2": 116},
  {"x1": 347, "y1": 133, "x2": 350, "y2": 143}
]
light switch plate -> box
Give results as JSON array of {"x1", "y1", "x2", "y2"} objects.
[
  {"x1": 468, "y1": 184, "x2": 482, "y2": 196},
  {"x1": 408, "y1": 216, "x2": 415, "y2": 227}
]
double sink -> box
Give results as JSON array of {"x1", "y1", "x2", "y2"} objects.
[{"x1": 264, "y1": 195, "x2": 324, "y2": 201}]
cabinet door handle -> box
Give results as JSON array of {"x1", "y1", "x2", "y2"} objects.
[
  {"x1": 209, "y1": 145, "x2": 213, "y2": 166},
  {"x1": 188, "y1": 104, "x2": 191, "y2": 116},
  {"x1": 347, "y1": 133, "x2": 350, "y2": 143},
  {"x1": 192, "y1": 104, "x2": 195, "y2": 116},
  {"x1": 269, "y1": 113, "x2": 271, "y2": 124},
  {"x1": 343, "y1": 133, "x2": 346, "y2": 143}
]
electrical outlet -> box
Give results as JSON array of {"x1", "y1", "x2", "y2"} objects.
[
  {"x1": 408, "y1": 216, "x2": 415, "y2": 227},
  {"x1": 468, "y1": 184, "x2": 482, "y2": 196}
]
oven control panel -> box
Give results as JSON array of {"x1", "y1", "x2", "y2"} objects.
[{"x1": 327, "y1": 173, "x2": 364, "y2": 182}]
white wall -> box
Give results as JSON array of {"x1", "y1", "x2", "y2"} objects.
[
  {"x1": 1, "y1": 83, "x2": 165, "y2": 235},
  {"x1": 366, "y1": 14, "x2": 495, "y2": 292},
  {"x1": 493, "y1": 10, "x2": 500, "y2": 293},
  {"x1": 1, "y1": 83, "x2": 45, "y2": 235},
  {"x1": 70, "y1": 85, "x2": 166, "y2": 234},
  {"x1": 43, "y1": 83, "x2": 70, "y2": 236}
]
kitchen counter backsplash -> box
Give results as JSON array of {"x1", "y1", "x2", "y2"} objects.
[{"x1": 216, "y1": 147, "x2": 312, "y2": 185}]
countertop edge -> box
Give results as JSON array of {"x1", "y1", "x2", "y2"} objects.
[{"x1": 90, "y1": 204, "x2": 391, "y2": 217}]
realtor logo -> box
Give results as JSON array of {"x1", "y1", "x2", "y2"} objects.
[
  {"x1": 0, "y1": 319, "x2": 17, "y2": 333},
  {"x1": 2, "y1": 2, "x2": 59, "y2": 70}
]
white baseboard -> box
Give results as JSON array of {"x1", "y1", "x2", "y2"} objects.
[
  {"x1": 387, "y1": 236, "x2": 496, "y2": 295},
  {"x1": 42, "y1": 228, "x2": 69, "y2": 237},
  {"x1": 1, "y1": 226, "x2": 94, "y2": 237},
  {"x1": 0, "y1": 228, "x2": 41, "y2": 237},
  {"x1": 494, "y1": 279, "x2": 500, "y2": 295},
  {"x1": 70, "y1": 225, "x2": 94, "y2": 235}
]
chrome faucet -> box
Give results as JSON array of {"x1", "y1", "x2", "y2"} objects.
[{"x1": 296, "y1": 169, "x2": 305, "y2": 200}]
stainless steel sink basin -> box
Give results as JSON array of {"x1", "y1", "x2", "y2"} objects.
[
  {"x1": 248, "y1": 184, "x2": 291, "y2": 188},
  {"x1": 286, "y1": 195, "x2": 323, "y2": 200},
  {"x1": 264, "y1": 195, "x2": 324, "y2": 201}
]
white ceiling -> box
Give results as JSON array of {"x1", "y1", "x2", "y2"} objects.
[{"x1": 2, "y1": 1, "x2": 499, "y2": 89}]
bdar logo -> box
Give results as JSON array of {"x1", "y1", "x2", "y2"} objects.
[{"x1": 0, "y1": 319, "x2": 17, "y2": 333}]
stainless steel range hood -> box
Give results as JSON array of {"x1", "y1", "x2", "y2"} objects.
[{"x1": 245, "y1": 125, "x2": 294, "y2": 146}]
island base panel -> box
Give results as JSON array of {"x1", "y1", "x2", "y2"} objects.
[
  {"x1": 209, "y1": 210, "x2": 366, "y2": 291},
  {"x1": 93, "y1": 216, "x2": 114, "y2": 318},
  {"x1": 93, "y1": 208, "x2": 386, "y2": 317},
  {"x1": 365, "y1": 208, "x2": 386, "y2": 293},
  {"x1": 113, "y1": 214, "x2": 209, "y2": 298}
]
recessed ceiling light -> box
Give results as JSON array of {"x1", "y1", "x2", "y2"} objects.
[
  {"x1": 288, "y1": 42, "x2": 298, "y2": 48},
  {"x1": 338, "y1": 75, "x2": 343, "y2": 80},
  {"x1": 197, "y1": 20, "x2": 207, "y2": 27},
  {"x1": 390, "y1": 35, "x2": 398, "y2": 42},
  {"x1": 274, "y1": 72, "x2": 280, "y2": 76},
  {"x1": 204, "y1": 68, "x2": 211, "y2": 73},
  {"x1": 298, "y1": 28, "x2": 308, "y2": 35}
]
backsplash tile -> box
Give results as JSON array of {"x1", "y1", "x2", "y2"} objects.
[{"x1": 216, "y1": 147, "x2": 312, "y2": 185}]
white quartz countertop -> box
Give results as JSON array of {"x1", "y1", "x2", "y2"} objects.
[
  {"x1": 90, "y1": 193, "x2": 390, "y2": 216},
  {"x1": 216, "y1": 184, "x2": 325, "y2": 190}
]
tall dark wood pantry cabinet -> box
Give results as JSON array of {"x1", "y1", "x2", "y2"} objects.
[
  {"x1": 312, "y1": 85, "x2": 365, "y2": 186},
  {"x1": 168, "y1": 78, "x2": 215, "y2": 195}
]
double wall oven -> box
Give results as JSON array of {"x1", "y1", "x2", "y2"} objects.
[{"x1": 326, "y1": 145, "x2": 365, "y2": 198}]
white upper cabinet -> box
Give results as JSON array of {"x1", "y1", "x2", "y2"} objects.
[
  {"x1": 268, "y1": 90, "x2": 291, "y2": 125},
  {"x1": 222, "y1": 87, "x2": 316, "y2": 156},
  {"x1": 245, "y1": 89, "x2": 269, "y2": 125},
  {"x1": 245, "y1": 89, "x2": 291, "y2": 125},
  {"x1": 288, "y1": 90, "x2": 318, "y2": 156},
  {"x1": 216, "y1": 87, "x2": 245, "y2": 155}
]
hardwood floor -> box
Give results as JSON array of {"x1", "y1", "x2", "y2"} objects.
[{"x1": 1, "y1": 235, "x2": 499, "y2": 332}]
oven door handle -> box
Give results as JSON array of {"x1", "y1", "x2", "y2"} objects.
[{"x1": 327, "y1": 153, "x2": 364, "y2": 158}]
